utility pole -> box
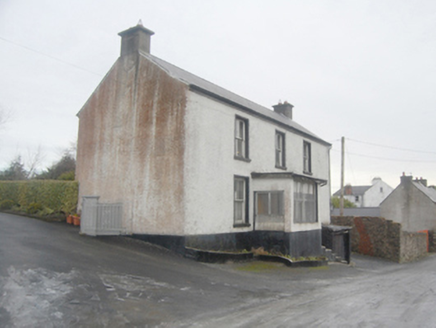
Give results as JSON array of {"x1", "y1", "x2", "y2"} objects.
[{"x1": 340, "y1": 136, "x2": 345, "y2": 216}]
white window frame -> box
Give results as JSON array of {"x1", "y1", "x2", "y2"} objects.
[
  {"x1": 234, "y1": 176, "x2": 249, "y2": 225},
  {"x1": 235, "y1": 117, "x2": 249, "y2": 160},
  {"x1": 275, "y1": 131, "x2": 285, "y2": 169},
  {"x1": 303, "y1": 141, "x2": 312, "y2": 174}
]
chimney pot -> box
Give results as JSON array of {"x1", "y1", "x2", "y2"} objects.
[
  {"x1": 414, "y1": 177, "x2": 428, "y2": 187},
  {"x1": 273, "y1": 101, "x2": 294, "y2": 119}
]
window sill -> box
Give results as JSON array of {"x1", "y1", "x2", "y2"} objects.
[
  {"x1": 234, "y1": 156, "x2": 251, "y2": 163},
  {"x1": 233, "y1": 223, "x2": 251, "y2": 228},
  {"x1": 275, "y1": 165, "x2": 287, "y2": 170},
  {"x1": 303, "y1": 171, "x2": 313, "y2": 176}
]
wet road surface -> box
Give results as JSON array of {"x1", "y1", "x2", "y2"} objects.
[{"x1": 1, "y1": 212, "x2": 436, "y2": 327}]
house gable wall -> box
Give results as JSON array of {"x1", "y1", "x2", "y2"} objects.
[
  {"x1": 76, "y1": 53, "x2": 188, "y2": 235},
  {"x1": 381, "y1": 182, "x2": 436, "y2": 232},
  {"x1": 363, "y1": 180, "x2": 393, "y2": 207}
]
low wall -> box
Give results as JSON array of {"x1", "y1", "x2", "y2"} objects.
[
  {"x1": 401, "y1": 231, "x2": 428, "y2": 263},
  {"x1": 429, "y1": 231, "x2": 436, "y2": 253},
  {"x1": 331, "y1": 216, "x2": 427, "y2": 263}
]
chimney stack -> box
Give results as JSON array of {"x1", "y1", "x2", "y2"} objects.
[
  {"x1": 414, "y1": 177, "x2": 428, "y2": 187},
  {"x1": 400, "y1": 173, "x2": 413, "y2": 185},
  {"x1": 273, "y1": 101, "x2": 294, "y2": 120},
  {"x1": 118, "y1": 21, "x2": 155, "y2": 56}
]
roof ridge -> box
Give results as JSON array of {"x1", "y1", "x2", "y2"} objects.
[{"x1": 139, "y1": 51, "x2": 330, "y2": 146}]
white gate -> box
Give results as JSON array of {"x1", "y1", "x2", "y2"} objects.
[{"x1": 80, "y1": 196, "x2": 125, "y2": 236}]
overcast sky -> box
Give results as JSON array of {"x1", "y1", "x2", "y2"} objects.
[{"x1": 1, "y1": 0, "x2": 435, "y2": 192}]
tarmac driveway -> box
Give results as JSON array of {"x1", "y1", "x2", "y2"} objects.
[{"x1": 1, "y1": 212, "x2": 436, "y2": 327}]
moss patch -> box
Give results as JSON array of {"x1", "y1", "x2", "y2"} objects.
[{"x1": 236, "y1": 261, "x2": 283, "y2": 272}]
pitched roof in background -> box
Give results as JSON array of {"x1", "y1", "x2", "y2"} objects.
[
  {"x1": 413, "y1": 181, "x2": 436, "y2": 203},
  {"x1": 333, "y1": 185, "x2": 371, "y2": 197}
]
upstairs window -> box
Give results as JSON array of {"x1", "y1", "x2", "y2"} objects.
[
  {"x1": 275, "y1": 131, "x2": 286, "y2": 169},
  {"x1": 235, "y1": 117, "x2": 249, "y2": 161},
  {"x1": 303, "y1": 141, "x2": 312, "y2": 174}
]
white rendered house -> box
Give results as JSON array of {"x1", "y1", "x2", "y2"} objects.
[
  {"x1": 76, "y1": 23, "x2": 332, "y2": 257},
  {"x1": 333, "y1": 178, "x2": 393, "y2": 208}
]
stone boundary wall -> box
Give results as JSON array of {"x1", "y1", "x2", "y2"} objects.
[
  {"x1": 331, "y1": 216, "x2": 427, "y2": 263},
  {"x1": 429, "y1": 231, "x2": 436, "y2": 253},
  {"x1": 401, "y1": 231, "x2": 428, "y2": 263}
]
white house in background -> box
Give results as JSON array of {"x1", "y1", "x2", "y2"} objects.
[
  {"x1": 76, "y1": 23, "x2": 331, "y2": 257},
  {"x1": 333, "y1": 178, "x2": 393, "y2": 208}
]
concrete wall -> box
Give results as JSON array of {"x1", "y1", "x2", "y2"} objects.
[
  {"x1": 381, "y1": 180, "x2": 436, "y2": 232},
  {"x1": 183, "y1": 90, "x2": 331, "y2": 237},
  {"x1": 331, "y1": 216, "x2": 427, "y2": 263},
  {"x1": 76, "y1": 53, "x2": 188, "y2": 235}
]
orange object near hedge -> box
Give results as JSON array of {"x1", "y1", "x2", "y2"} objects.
[{"x1": 73, "y1": 216, "x2": 80, "y2": 226}]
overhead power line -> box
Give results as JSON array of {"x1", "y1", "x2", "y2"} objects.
[
  {"x1": 331, "y1": 148, "x2": 436, "y2": 163},
  {"x1": 0, "y1": 36, "x2": 103, "y2": 77},
  {"x1": 345, "y1": 151, "x2": 436, "y2": 163},
  {"x1": 347, "y1": 138, "x2": 436, "y2": 155}
]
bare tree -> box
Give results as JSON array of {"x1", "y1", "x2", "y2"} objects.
[
  {"x1": 0, "y1": 105, "x2": 11, "y2": 129},
  {"x1": 26, "y1": 145, "x2": 45, "y2": 179}
]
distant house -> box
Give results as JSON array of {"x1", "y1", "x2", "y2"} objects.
[
  {"x1": 333, "y1": 177, "x2": 393, "y2": 208},
  {"x1": 76, "y1": 23, "x2": 331, "y2": 257},
  {"x1": 380, "y1": 175, "x2": 436, "y2": 232}
]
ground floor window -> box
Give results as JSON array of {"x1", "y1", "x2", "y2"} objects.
[
  {"x1": 294, "y1": 180, "x2": 317, "y2": 223},
  {"x1": 234, "y1": 176, "x2": 249, "y2": 225},
  {"x1": 256, "y1": 191, "x2": 284, "y2": 216}
]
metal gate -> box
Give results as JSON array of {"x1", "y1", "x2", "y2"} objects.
[{"x1": 80, "y1": 196, "x2": 124, "y2": 236}]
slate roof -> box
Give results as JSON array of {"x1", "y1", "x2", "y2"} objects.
[
  {"x1": 333, "y1": 185, "x2": 371, "y2": 197},
  {"x1": 331, "y1": 207, "x2": 381, "y2": 217},
  {"x1": 141, "y1": 51, "x2": 330, "y2": 146},
  {"x1": 413, "y1": 182, "x2": 436, "y2": 203}
]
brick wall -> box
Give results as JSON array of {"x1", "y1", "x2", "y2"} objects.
[{"x1": 331, "y1": 216, "x2": 427, "y2": 263}]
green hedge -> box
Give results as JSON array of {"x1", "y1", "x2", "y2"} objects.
[{"x1": 0, "y1": 180, "x2": 78, "y2": 216}]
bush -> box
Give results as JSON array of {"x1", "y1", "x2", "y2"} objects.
[
  {"x1": 58, "y1": 170, "x2": 75, "y2": 181},
  {"x1": 0, "y1": 199, "x2": 15, "y2": 210},
  {"x1": 26, "y1": 202, "x2": 43, "y2": 214},
  {"x1": 0, "y1": 180, "x2": 78, "y2": 216}
]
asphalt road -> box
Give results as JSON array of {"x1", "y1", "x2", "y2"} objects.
[{"x1": 1, "y1": 212, "x2": 436, "y2": 327}]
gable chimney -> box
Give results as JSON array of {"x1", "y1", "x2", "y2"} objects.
[
  {"x1": 118, "y1": 21, "x2": 155, "y2": 56},
  {"x1": 273, "y1": 101, "x2": 294, "y2": 119},
  {"x1": 414, "y1": 177, "x2": 428, "y2": 187},
  {"x1": 400, "y1": 172, "x2": 413, "y2": 185}
]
